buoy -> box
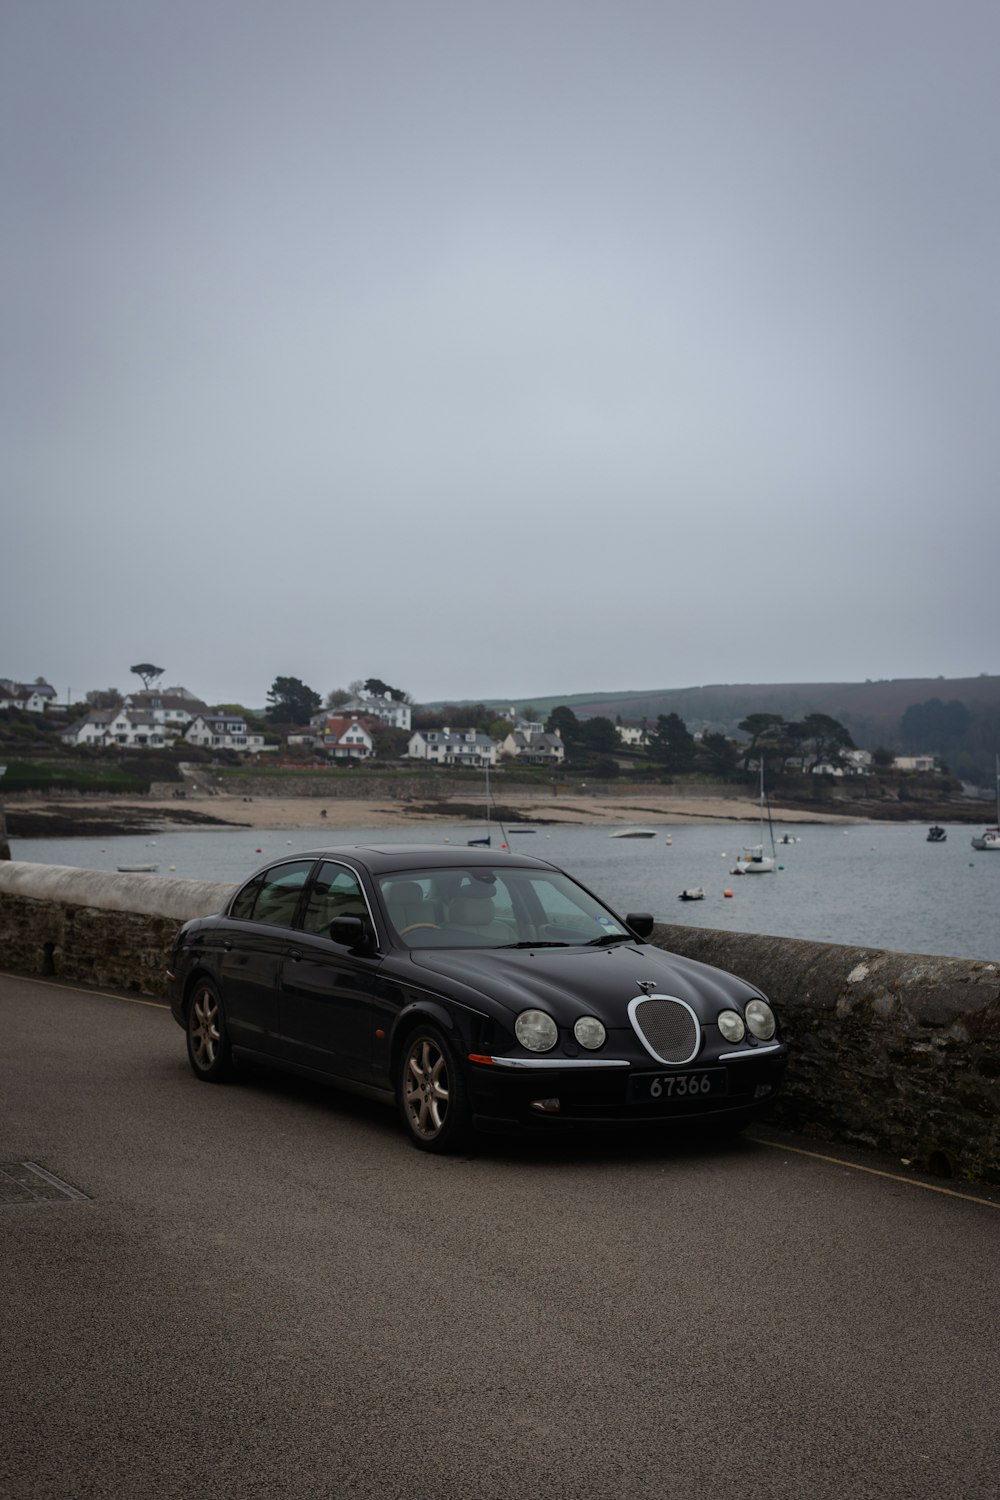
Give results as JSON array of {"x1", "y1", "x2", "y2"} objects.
[
  {"x1": 255, "y1": 847, "x2": 262, "y2": 853},
  {"x1": 724, "y1": 888, "x2": 733, "y2": 898}
]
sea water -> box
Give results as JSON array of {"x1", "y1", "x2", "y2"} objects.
[{"x1": 9, "y1": 821, "x2": 1000, "y2": 962}]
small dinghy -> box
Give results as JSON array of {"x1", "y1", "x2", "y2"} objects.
[{"x1": 678, "y1": 886, "x2": 705, "y2": 901}]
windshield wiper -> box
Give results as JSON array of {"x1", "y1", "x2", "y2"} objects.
[
  {"x1": 586, "y1": 932, "x2": 634, "y2": 946},
  {"x1": 496, "y1": 940, "x2": 573, "y2": 949}
]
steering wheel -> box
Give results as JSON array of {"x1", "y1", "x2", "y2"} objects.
[{"x1": 398, "y1": 922, "x2": 441, "y2": 936}]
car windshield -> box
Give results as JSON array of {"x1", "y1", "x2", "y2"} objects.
[{"x1": 377, "y1": 865, "x2": 633, "y2": 949}]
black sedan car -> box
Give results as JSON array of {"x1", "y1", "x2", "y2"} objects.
[{"x1": 167, "y1": 844, "x2": 787, "y2": 1152}]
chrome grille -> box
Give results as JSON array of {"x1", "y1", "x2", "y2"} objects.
[{"x1": 630, "y1": 997, "x2": 699, "y2": 1064}]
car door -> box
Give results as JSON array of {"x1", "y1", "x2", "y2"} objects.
[
  {"x1": 218, "y1": 860, "x2": 315, "y2": 1055},
  {"x1": 276, "y1": 860, "x2": 384, "y2": 1084}
]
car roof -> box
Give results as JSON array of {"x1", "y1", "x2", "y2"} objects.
[{"x1": 257, "y1": 843, "x2": 558, "y2": 875}]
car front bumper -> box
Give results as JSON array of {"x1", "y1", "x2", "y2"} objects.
[{"x1": 466, "y1": 1045, "x2": 788, "y2": 1131}]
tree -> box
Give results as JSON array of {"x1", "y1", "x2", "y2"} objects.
[
  {"x1": 370, "y1": 725, "x2": 410, "y2": 759},
  {"x1": 578, "y1": 716, "x2": 619, "y2": 754},
  {"x1": 325, "y1": 688, "x2": 353, "y2": 710},
  {"x1": 363, "y1": 678, "x2": 410, "y2": 703},
  {"x1": 266, "y1": 676, "x2": 321, "y2": 724},
  {"x1": 801, "y1": 713, "x2": 855, "y2": 768},
  {"x1": 86, "y1": 688, "x2": 123, "y2": 709},
  {"x1": 648, "y1": 713, "x2": 696, "y2": 772},
  {"x1": 737, "y1": 713, "x2": 785, "y2": 771},
  {"x1": 130, "y1": 662, "x2": 164, "y2": 690},
  {"x1": 699, "y1": 731, "x2": 739, "y2": 777},
  {"x1": 545, "y1": 706, "x2": 582, "y2": 746}
]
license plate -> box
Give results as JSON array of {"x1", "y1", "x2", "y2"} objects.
[{"x1": 628, "y1": 1068, "x2": 728, "y2": 1102}]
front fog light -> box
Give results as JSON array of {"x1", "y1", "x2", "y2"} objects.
[
  {"x1": 573, "y1": 1015, "x2": 606, "y2": 1050},
  {"x1": 718, "y1": 1009, "x2": 746, "y2": 1043},
  {"x1": 515, "y1": 1009, "x2": 558, "y2": 1053},
  {"x1": 746, "y1": 999, "x2": 776, "y2": 1040}
]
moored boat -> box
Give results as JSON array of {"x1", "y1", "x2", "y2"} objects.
[
  {"x1": 609, "y1": 828, "x2": 658, "y2": 839},
  {"x1": 971, "y1": 755, "x2": 1000, "y2": 852},
  {"x1": 926, "y1": 825, "x2": 947, "y2": 843}
]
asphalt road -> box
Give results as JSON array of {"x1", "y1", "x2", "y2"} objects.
[{"x1": 2, "y1": 972, "x2": 998, "y2": 1500}]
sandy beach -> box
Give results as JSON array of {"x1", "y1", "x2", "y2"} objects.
[{"x1": 4, "y1": 787, "x2": 861, "y2": 838}]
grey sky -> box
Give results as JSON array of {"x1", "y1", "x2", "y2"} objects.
[{"x1": 3, "y1": 0, "x2": 998, "y2": 710}]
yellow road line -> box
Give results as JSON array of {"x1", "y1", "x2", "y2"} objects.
[
  {"x1": 0, "y1": 969, "x2": 170, "y2": 1010},
  {"x1": 748, "y1": 1133, "x2": 999, "y2": 1210}
]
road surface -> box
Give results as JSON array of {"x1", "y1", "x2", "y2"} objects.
[{"x1": 2, "y1": 971, "x2": 997, "y2": 1499}]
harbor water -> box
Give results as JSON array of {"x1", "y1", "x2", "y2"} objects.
[{"x1": 9, "y1": 821, "x2": 1000, "y2": 963}]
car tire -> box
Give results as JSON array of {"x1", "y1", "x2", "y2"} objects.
[
  {"x1": 397, "y1": 1024, "x2": 471, "y2": 1153},
  {"x1": 186, "y1": 978, "x2": 234, "y2": 1083}
]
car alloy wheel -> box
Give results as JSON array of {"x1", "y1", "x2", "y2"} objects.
[
  {"x1": 398, "y1": 1026, "x2": 470, "y2": 1153},
  {"x1": 186, "y1": 979, "x2": 233, "y2": 1082}
]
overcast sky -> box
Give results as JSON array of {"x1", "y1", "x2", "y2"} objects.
[{"x1": 3, "y1": 1, "x2": 999, "y2": 710}]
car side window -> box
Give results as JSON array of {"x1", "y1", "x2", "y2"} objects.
[
  {"x1": 230, "y1": 874, "x2": 264, "y2": 921},
  {"x1": 301, "y1": 862, "x2": 368, "y2": 936},
  {"x1": 246, "y1": 861, "x2": 314, "y2": 928}
]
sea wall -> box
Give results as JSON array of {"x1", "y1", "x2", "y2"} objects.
[{"x1": 1, "y1": 862, "x2": 997, "y2": 1184}]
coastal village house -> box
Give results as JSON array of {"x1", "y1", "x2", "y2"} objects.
[
  {"x1": 407, "y1": 729, "x2": 498, "y2": 767},
  {"x1": 500, "y1": 728, "x2": 565, "y2": 765},
  {"x1": 184, "y1": 713, "x2": 266, "y2": 753},
  {"x1": 0, "y1": 678, "x2": 58, "y2": 714},
  {"x1": 291, "y1": 715, "x2": 377, "y2": 760},
  {"x1": 336, "y1": 692, "x2": 412, "y2": 732},
  {"x1": 62, "y1": 708, "x2": 167, "y2": 748},
  {"x1": 122, "y1": 688, "x2": 208, "y2": 729}
]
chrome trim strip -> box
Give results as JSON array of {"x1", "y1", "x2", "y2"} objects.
[
  {"x1": 488, "y1": 1056, "x2": 631, "y2": 1070},
  {"x1": 718, "y1": 1043, "x2": 783, "y2": 1060}
]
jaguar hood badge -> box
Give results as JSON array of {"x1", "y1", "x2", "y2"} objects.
[{"x1": 636, "y1": 979, "x2": 657, "y2": 995}]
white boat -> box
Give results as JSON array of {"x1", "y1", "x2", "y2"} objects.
[
  {"x1": 732, "y1": 760, "x2": 777, "y2": 874},
  {"x1": 926, "y1": 825, "x2": 947, "y2": 843},
  {"x1": 609, "y1": 828, "x2": 658, "y2": 839},
  {"x1": 678, "y1": 886, "x2": 705, "y2": 901},
  {"x1": 971, "y1": 756, "x2": 1000, "y2": 851},
  {"x1": 117, "y1": 863, "x2": 158, "y2": 873}
]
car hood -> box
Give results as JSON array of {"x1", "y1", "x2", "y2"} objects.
[{"x1": 407, "y1": 941, "x2": 757, "y2": 1023}]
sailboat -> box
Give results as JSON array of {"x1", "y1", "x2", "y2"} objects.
[
  {"x1": 970, "y1": 755, "x2": 1000, "y2": 852},
  {"x1": 467, "y1": 762, "x2": 509, "y2": 848},
  {"x1": 733, "y1": 759, "x2": 777, "y2": 874}
]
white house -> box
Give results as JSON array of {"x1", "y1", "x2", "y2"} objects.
[
  {"x1": 408, "y1": 729, "x2": 497, "y2": 767},
  {"x1": 185, "y1": 713, "x2": 266, "y2": 753},
  {"x1": 61, "y1": 709, "x2": 167, "y2": 748},
  {"x1": 122, "y1": 689, "x2": 208, "y2": 733},
  {"x1": 500, "y1": 729, "x2": 565, "y2": 766},
  {"x1": 893, "y1": 755, "x2": 939, "y2": 773},
  {"x1": 0, "y1": 681, "x2": 53, "y2": 714},
  {"x1": 617, "y1": 723, "x2": 649, "y2": 748},
  {"x1": 320, "y1": 715, "x2": 376, "y2": 760},
  {"x1": 331, "y1": 693, "x2": 412, "y2": 732}
]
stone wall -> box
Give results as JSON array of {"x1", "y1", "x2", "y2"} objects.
[
  {"x1": 0, "y1": 863, "x2": 234, "y2": 994},
  {"x1": 651, "y1": 921, "x2": 1000, "y2": 1185},
  {"x1": 1, "y1": 862, "x2": 997, "y2": 1183}
]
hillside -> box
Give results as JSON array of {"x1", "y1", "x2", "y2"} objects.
[{"x1": 432, "y1": 676, "x2": 1000, "y2": 740}]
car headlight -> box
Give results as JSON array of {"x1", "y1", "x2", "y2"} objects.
[
  {"x1": 515, "y1": 1009, "x2": 559, "y2": 1052},
  {"x1": 717, "y1": 1009, "x2": 746, "y2": 1044},
  {"x1": 745, "y1": 999, "x2": 776, "y2": 1040},
  {"x1": 573, "y1": 1015, "x2": 606, "y2": 1050}
]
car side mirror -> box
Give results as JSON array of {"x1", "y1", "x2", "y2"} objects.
[
  {"x1": 626, "y1": 912, "x2": 654, "y2": 938},
  {"x1": 327, "y1": 915, "x2": 370, "y2": 949}
]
